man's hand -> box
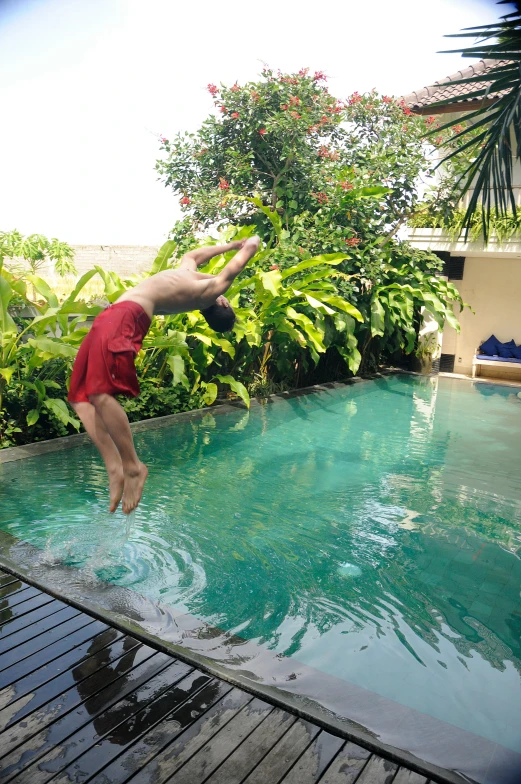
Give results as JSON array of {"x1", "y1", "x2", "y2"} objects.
[
  {"x1": 229, "y1": 240, "x2": 246, "y2": 251},
  {"x1": 215, "y1": 295, "x2": 230, "y2": 308}
]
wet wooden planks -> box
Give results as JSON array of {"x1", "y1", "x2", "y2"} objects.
[{"x1": 0, "y1": 568, "x2": 430, "y2": 784}]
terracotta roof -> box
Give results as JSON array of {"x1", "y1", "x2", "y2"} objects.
[{"x1": 401, "y1": 59, "x2": 511, "y2": 114}]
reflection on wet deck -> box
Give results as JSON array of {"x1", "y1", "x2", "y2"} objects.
[{"x1": 0, "y1": 567, "x2": 429, "y2": 784}]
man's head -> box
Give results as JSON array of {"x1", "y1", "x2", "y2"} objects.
[{"x1": 201, "y1": 301, "x2": 236, "y2": 333}]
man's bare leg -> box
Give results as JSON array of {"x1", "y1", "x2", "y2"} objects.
[
  {"x1": 71, "y1": 402, "x2": 124, "y2": 512},
  {"x1": 88, "y1": 393, "x2": 148, "y2": 514}
]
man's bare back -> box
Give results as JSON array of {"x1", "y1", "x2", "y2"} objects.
[
  {"x1": 68, "y1": 235, "x2": 260, "y2": 514},
  {"x1": 117, "y1": 237, "x2": 259, "y2": 319}
]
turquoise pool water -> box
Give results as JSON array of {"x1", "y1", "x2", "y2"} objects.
[{"x1": 1, "y1": 375, "x2": 521, "y2": 758}]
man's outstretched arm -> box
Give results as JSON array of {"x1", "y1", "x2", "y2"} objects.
[
  {"x1": 197, "y1": 236, "x2": 260, "y2": 308},
  {"x1": 179, "y1": 240, "x2": 245, "y2": 271}
]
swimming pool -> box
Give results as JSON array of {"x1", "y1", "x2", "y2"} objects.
[{"x1": 1, "y1": 374, "x2": 521, "y2": 783}]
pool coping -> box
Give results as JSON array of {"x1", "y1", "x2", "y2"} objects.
[{"x1": 2, "y1": 370, "x2": 520, "y2": 784}]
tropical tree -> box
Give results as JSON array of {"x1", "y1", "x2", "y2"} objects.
[
  {"x1": 428, "y1": 1, "x2": 521, "y2": 240},
  {"x1": 0, "y1": 230, "x2": 76, "y2": 277},
  {"x1": 156, "y1": 68, "x2": 430, "y2": 247}
]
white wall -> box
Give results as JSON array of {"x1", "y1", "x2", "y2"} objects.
[{"x1": 442, "y1": 256, "x2": 521, "y2": 377}]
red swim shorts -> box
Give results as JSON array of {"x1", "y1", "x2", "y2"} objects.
[{"x1": 68, "y1": 301, "x2": 151, "y2": 404}]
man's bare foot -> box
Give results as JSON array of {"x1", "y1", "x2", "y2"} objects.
[
  {"x1": 108, "y1": 468, "x2": 124, "y2": 513},
  {"x1": 122, "y1": 463, "x2": 148, "y2": 514}
]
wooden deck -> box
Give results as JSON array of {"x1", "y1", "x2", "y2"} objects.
[{"x1": 0, "y1": 567, "x2": 430, "y2": 784}]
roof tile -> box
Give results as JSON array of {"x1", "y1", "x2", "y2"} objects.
[{"x1": 401, "y1": 59, "x2": 511, "y2": 110}]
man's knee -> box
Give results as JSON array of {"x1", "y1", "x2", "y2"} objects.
[{"x1": 88, "y1": 393, "x2": 112, "y2": 409}]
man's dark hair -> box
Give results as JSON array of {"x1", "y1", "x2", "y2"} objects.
[{"x1": 201, "y1": 303, "x2": 236, "y2": 332}]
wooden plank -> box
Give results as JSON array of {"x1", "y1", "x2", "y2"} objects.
[
  {"x1": 0, "y1": 580, "x2": 28, "y2": 600},
  {"x1": 204, "y1": 707, "x2": 296, "y2": 784},
  {"x1": 13, "y1": 659, "x2": 195, "y2": 784},
  {"x1": 86, "y1": 678, "x2": 233, "y2": 784},
  {"x1": 392, "y1": 768, "x2": 428, "y2": 784},
  {"x1": 0, "y1": 597, "x2": 65, "y2": 637},
  {"x1": 0, "y1": 648, "x2": 173, "y2": 779},
  {"x1": 0, "y1": 593, "x2": 57, "y2": 637},
  {"x1": 125, "y1": 687, "x2": 252, "y2": 784},
  {"x1": 241, "y1": 718, "x2": 320, "y2": 784},
  {"x1": 0, "y1": 585, "x2": 41, "y2": 610},
  {"x1": 355, "y1": 755, "x2": 398, "y2": 784},
  {"x1": 0, "y1": 619, "x2": 106, "y2": 688},
  {"x1": 168, "y1": 697, "x2": 274, "y2": 784},
  {"x1": 0, "y1": 634, "x2": 142, "y2": 729},
  {"x1": 0, "y1": 573, "x2": 21, "y2": 590},
  {"x1": 0, "y1": 626, "x2": 123, "y2": 711},
  {"x1": 316, "y1": 740, "x2": 371, "y2": 784},
  {"x1": 44, "y1": 668, "x2": 218, "y2": 784},
  {"x1": 279, "y1": 730, "x2": 346, "y2": 784},
  {"x1": 0, "y1": 607, "x2": 85, "y2": 668}
]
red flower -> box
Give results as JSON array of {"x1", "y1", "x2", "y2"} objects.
[
  {"x1": 289, "y1": 95, "x2": 300, "y2": 106},
  {"x1": 340, "y1": 181, "x2": 353, "y2": 190},
  {"x1": 345, "y1": 237, "x2": 360, "y2": 246},
  {"x1": 207, "y1": 84, "x2": 218, "y2": 96},
  {"x1": 453, "y1": 124, "x2": 464, "y2": 134},
  {"x1": 312, "y1": 192, "x2": 328, "y2": 204},
  {"x1": 382, "y1": 96, "x2": 392, "y2": 104},
  {"x1": 402, "y1": 106, "x2": 413, "y2": 116},
  {"x1": 433, "y1": 135, "x2": 443, "y2": 145},
  {"x1": 269, "y1": 264, "x2": 279, "y2": 270},
  {"x1": 180, "y1": 196, "x2": 191, "y2": 205},
  {"x1": 281, "y1": 103, "x2": 289, "y2": 111},
  {"x1": 159, "y1": 136, "x2": 167, "y2": 143},
  {"x1": 298, "y1": 67, "x2": 309, "y2": 77},
  {"x1": 231, "y1": 83, "x2": 240, "y2": 92},
  {"x1": 220, "y1": 106, "x2": 227, "y2": 113},
  {"x1": 219, "y1": 178, "x2": 230, "y2": 190},
  {"x1": 426, "y1": 115, "x2": 436, "y2": 125},
  {"x1": 313, "y1": 70, "x2": 327, "y2": 81},
  {"x1": 259, "y1": 128, "x2": 267, "y2": 136},
  {"x1": 231, "y1": 111, "x2": 240, "y2": 119},
  {"x1": 348, "y1": 92, "x2": 362, "y2": 105},
  {"x1": 251, "y1": 90, "x2": 260, "y2": 102},
  {"x1": 290, "y1": 111, "x2": 301, "y2": 119},
  {"x1": 318, "y1": 145, "x2": 330, "y2": 158}
]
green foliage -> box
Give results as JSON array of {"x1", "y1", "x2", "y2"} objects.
[
  {"x1": 409, "y1": 205, "x2": 521, "y2": 242},
  {"x1": 427, "y1": 5, "x2": 521, "y2": 240},
  {"x1": 0, "y1": 228, "x2": 464, "y2": 447},
  {"x1": 0, "y1": 230, "x2": 76, "y2": 277},
  {"x1": 157, "y1": 69, "x2": 430, "y2": 247}
]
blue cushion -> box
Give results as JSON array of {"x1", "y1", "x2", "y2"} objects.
[
  {"x1": 512, "y1": 344, "x2": 521, "y2": 360},
  {"x1": 479, "y1": 335, "x2": 500, "y2": 356},
  {"x1": 498, "y1": 344, "x2": 515, "y2": 358}
]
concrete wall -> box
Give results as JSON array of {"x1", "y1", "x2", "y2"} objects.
[
  {"x1": 442, "y1": 256, "x2": 521, "y2": 377},
  {"x1": 68, "y1": 245, "x2": 160, "y2": 277}
]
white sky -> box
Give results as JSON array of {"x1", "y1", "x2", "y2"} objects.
[{"x1": 0, "y1": 0, "x2": 504, "y2": 245}]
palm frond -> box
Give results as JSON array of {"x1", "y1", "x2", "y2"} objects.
[{"x1": 427, "y1": 4, "x2": 521, "y2": 241}]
